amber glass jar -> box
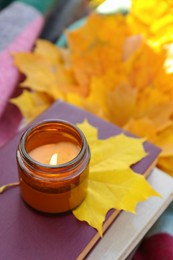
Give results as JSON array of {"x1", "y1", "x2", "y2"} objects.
[{"x1": 16, "y1": 120, "x2": 90, "y2": 213}]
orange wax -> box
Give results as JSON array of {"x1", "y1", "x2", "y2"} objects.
[{"x1": 29, "y1": 141, "x2": 81, "y2": 165}]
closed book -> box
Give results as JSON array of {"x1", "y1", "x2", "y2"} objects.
[{"x1": 0, "y1": 101, "x2": 161, "y2": 260}]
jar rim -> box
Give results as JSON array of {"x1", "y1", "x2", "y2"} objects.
[{"x1": 19, "y1": 119, "x2": 88, "y2": 171}]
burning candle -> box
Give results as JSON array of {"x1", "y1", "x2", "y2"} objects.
[
  {"x1": 29, "y1": 140, "x2": 81, "y2": 165},
  {"x1": 16, "y1": 120, "x2": 90, "y2": 213}
]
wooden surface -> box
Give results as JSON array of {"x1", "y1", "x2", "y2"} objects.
[{"x1": 87, "y1": 168, "x2": 173, "y2": 260}]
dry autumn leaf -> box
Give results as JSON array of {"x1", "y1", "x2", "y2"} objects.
[{"x1": 73, "y1": 120, "x2": 160, "y2": 236}]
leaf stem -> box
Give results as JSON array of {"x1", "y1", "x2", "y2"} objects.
[{"x1": 0, "y1": 182, "x2": 19, "y2": 193}]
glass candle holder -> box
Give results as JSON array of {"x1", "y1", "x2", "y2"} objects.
[{"x1": 16, "y1": 120, "x2": 90, "y2": 213}]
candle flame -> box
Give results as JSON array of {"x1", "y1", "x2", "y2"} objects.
[{"x1": 49, "y1": 153, "x2": 58, "y2": 165}]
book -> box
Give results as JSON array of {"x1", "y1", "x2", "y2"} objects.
[
  {"x1": 0, "y1": 100, "x2": 161, "y2": 260},
  {"x1": 88, "y1": 168, "x2": 173, "y2": 259}
]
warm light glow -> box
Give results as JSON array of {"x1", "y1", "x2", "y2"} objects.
[
  {"x1": 97, "y1": 0, "x2": 131, "y2": 14},
  {"x1": 164, "y1": 44, "x2": 173, "y2": 74},
  {"x1": 49, "y1": 153, "x2": 58, "y2": 165}
]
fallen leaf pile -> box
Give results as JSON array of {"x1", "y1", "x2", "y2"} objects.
[
  {"x1": 12, "y1": 0, "x2": 173, "y2": 175},
  {"x1": 73, "y1": 120, "x2": 160, "y2": 235}
]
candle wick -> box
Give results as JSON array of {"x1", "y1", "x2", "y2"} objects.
[{"x1": 0, "y1": 182, "x2": 19, "y2": 194}]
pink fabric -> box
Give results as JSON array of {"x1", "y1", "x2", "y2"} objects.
[
  {"x1": 133, "y1": 233, "x2": 173, "y2": 260},
  {"x1": 0, "y1": 15, "x2": 44, "y2": 118},
  {"x1": 0, "y1": 15, "x2": 44, "y2": 147}
]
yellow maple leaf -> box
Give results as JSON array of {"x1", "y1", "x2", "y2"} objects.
[
  {"x1": 124, "y1": 43, "x2": 167, "y2": 90},
  {"x1": 124, "y1": 118, "x2": 157, "y2": 142},
  {"x1": 123, "y1": 35, "x2": 143, "y2": 61},
  {"x1": 157, "y1": 124, "x2": 173, "y2": 157},
  {"x1": 124, "y1": 118, "x2": 173, "y2": 177},
  {"x1": 35, "y1": 39, "x2": 63, "y2": 64},
  {"x1": 13, "y1": 40, "x2": 83, "y2": 99},
  {"x1": 134, "y1": 88, "x2": 170, "y2": 120},
  {"x1": 128, "y1": 0, "x2": 173, "y2": 48},
  {"x1": 107, "y1": 81, "x2": 138, "y2": 126},
  {"x1": 67, "y1": 13, "x2": 130, "y2": 88},
  {"x1": 158, "y1": 156, "x2": 173, "y2": 176},
  {"x1": 11, "y1": 90, "x2": 53, "y2": 123},
  {"x1": 144, "y1": 102, "x2": 173, "y2": 132},
  {"x1": 67, "y1": 68, "x2": 132, "y2": 125},
  {"x1": 73, "y1": 121, "x2": 160, "y2": 236}
]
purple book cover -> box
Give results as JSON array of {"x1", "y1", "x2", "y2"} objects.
[{"x1": 0, "y1": 101, "x2": 161, "y2": 260}]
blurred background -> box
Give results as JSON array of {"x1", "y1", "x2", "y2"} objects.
[{"x1": 0, "y1": 0, "x2": 131, "y2": 42}]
